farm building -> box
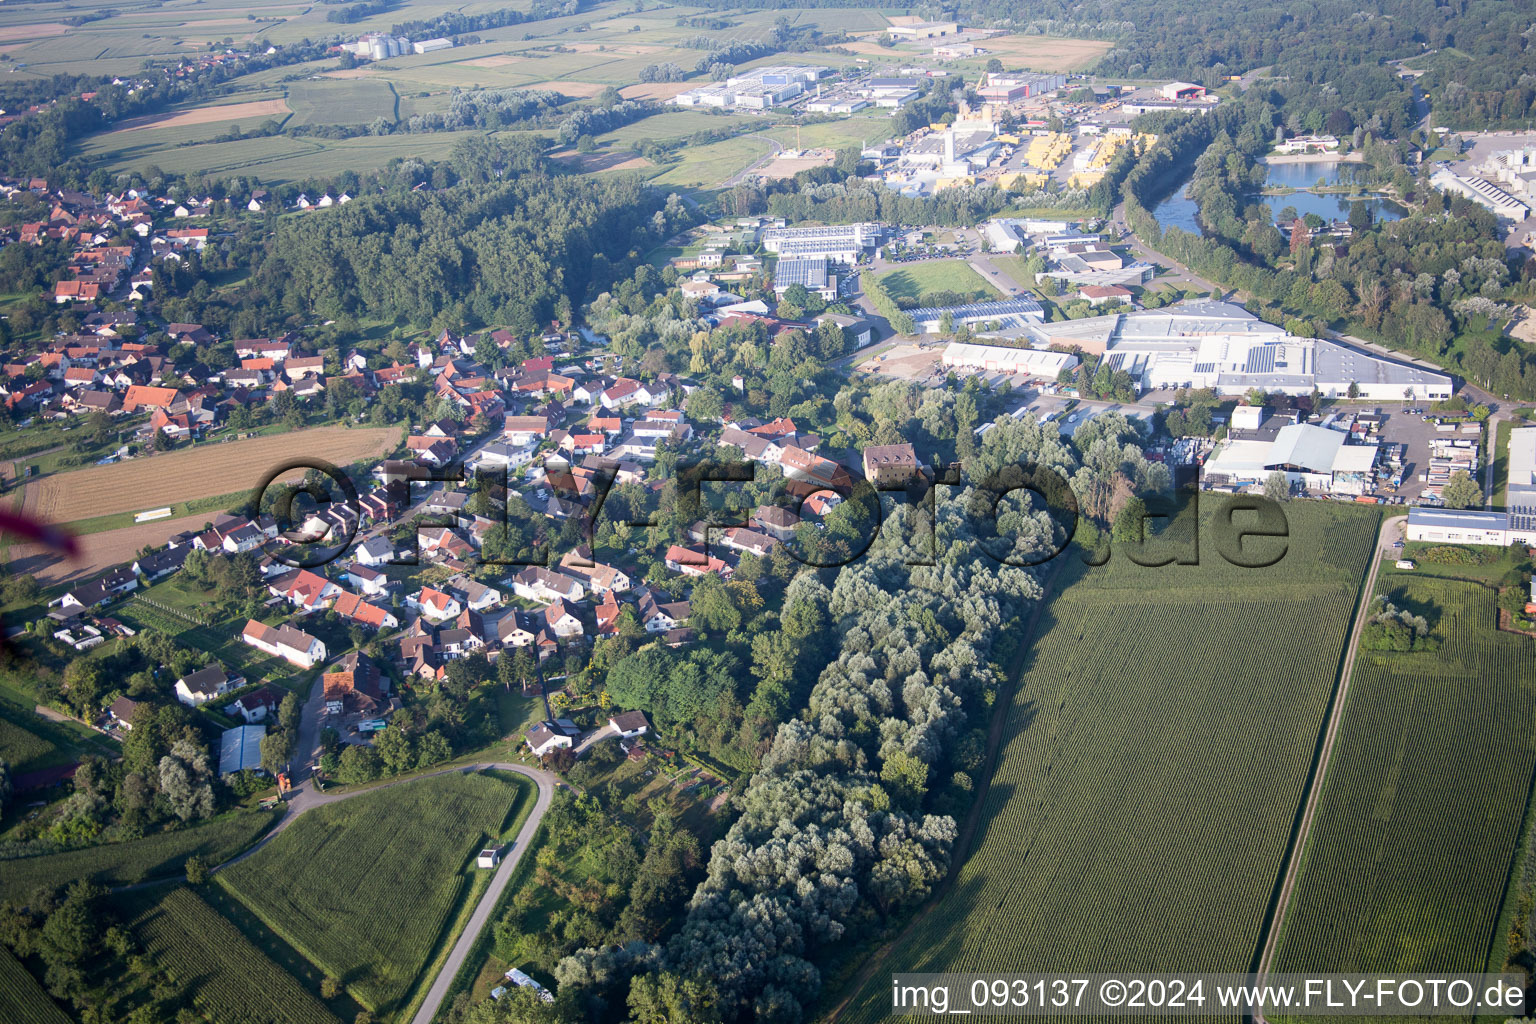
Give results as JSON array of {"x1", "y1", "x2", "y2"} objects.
[
  {"x1": 219, "y1": 724, "x2": 266, "y2": 776},
  {"x1": 477, "y1": 844, "x2": 505, "y2": 868}
]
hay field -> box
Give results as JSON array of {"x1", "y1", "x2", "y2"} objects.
[
  {"x1": 980, "y1": 35, "x2": 1115, "y2": 72},
  {"x1": 23, "y1": 426, "x2": 397, "y2": 524},
  {"x1": 111, "y1": 98, "x2": 290, "y2": 133},
  {"x1": 8, "y1": 510, "x2": 212, "y2": 586},
  {"x1": 528, "y1": 80, "x2": 606, "y2": 97}
]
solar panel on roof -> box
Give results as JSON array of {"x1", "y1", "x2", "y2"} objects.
[
  {"x1": 1244, "y1": 347, "x2": 1277, "y2": 374},
  {"x1": 1193, "y1": 362, "x2": 1215, "y2": 374}
]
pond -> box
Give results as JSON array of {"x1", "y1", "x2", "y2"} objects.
[{"x1": 1149, "y1": 160, "x2": 1404, "y2": 236}]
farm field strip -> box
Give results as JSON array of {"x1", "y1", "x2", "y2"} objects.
[
  {"x1": 0, "y1": 809, "x2": 278, "y2": 894},
  {"x1": 217, "y1": 771, "x2": 526, "y2": 1014},
  {"x1": 21, "y1": 425, "x2": 396, "y2": 524},
  {"x1": 0, "y1": 944, "x2": 71, "y2": 1024},
  {"x1": 836, "y1": 504, "x2": 1380, "y2": 1021},
  {"x1": 127, "y1": 886, "x2": 342, "y2": 1024},
  {"x1": 1272, "y1": 576, "x2": 1536, "y2": 975}
]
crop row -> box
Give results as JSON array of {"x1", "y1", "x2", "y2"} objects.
[
  {"x1": 217, "y1": 771, "x2": 523, "y2": 1014},
  {"x1": 838, "y1": 504, "x2": 1381, "y2": 1021},
  {"x1": 130, "y1": 886, "x2": 341, "y2": 1024},
  {"x1": 0, "y1": 809, "x2": 276, "y2": 894},
  {"x1": 0, "y1": 945, "x2": 71, "y2": 1024},
  {"x1": 1274, "y1": 578, "x2": 1536, "y2": 973}
]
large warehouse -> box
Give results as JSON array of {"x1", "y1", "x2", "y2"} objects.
[
  {"x1": 1406, "y1": 506, "x2": 1536, "y2": 546},
  {"x1": 996, "y1": 301, "x2": 1452, "y2": 400},
  {"x1": 1203, "y1": 423, "x2": 1378, "y2": 495},
  {"x1": 941, "y1": 342, "x2": 1079, "y2": 379},
  {"x1": 910, "y1": 296, "x2": 1044, "y2": 333}
]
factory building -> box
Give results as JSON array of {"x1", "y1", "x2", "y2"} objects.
[
  {"x1": 1429, "y1": 169, "x2": 1531, "y2": 222},
  {"x1": 941, "y1": 342, "x2": 1078, "y2": 379},
  {"x1": 1000, "y1": 301, "x2": 1452, "y2": 400},
  {"x1": 672, "y1": 66, "x2": 828, "y2": 110},
  {"x1": 762, "y1": 222, "x2": 880, "y2": 261},
  {"x1": 1203, "y1": 423, "x2": 1378, "y2": 495},
  {"x1": 772, "y1": 257, "x2": 837, "y2": 300},
  {"x1": 1405, "y1": 506, "x2": 1536, "y2": 547},
  {"x1": 886, "y1": 20, "x2": 960, "y2": 40},
  {"x1": 910, "y1": 296, "x2": 1045, "y2": 333},
  {"x1": 978, "y1": 72, "x2": 1066, "y2": 103}
]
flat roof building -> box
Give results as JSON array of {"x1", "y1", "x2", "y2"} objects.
[{"x1": 910, "y1": 297, "x2": 1045, "y2": 333}]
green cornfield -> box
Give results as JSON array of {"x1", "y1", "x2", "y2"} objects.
[
  {"x1": 217, "y1": 770, "x2": 527, "y2": 1015},
  {"x1": 0, "y1": 809, "x2": 277, "y2": 894},
  {"x1": 0, "y1": 945, "x2": 71, "y2": 1024},
  {"x1": 839, "y1": 502, "x2": 1380, "y2": 1019},
  {"x1": 128, "y1": 886, "x2": 342, "y2": 1024},
  {"x1": 1273, "y1": 576, "x2": 1536, "y2": 974}
]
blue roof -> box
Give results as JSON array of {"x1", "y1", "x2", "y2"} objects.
[{"x1": 1407, "y1": 506, "x2": 1508, "y2": 529}]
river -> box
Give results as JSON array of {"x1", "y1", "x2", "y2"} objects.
[{"x1": 1150, "y1": 159, "x2": 1405, "y2": 235}]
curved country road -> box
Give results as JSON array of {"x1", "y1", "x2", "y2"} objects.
[
  {"x1": 118, "y1": 757, "x2": 559, "y2": 1023},
  {"x1": 1252, "y1": 514, "x2": 1403, "y2": 1019}
]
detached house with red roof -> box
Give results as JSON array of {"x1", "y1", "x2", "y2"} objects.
[
  {"x1": 267, "y1": 568, "x2": 341, "y2": 612},
  {"x1": 407, "y1": 586, "x2": 461, "y2": 623}
]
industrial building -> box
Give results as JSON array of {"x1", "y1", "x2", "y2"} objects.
[
  {"x1": 672, "y1": 66, "x2": 828, "y2": 110},
  {"x1": 941, "y1": 342, "x2": 1078, "y2": 379},
  {"x1": 347, "y1": 34, "x2": 412, "y2": 60},
  {"x1": 1509, "y1": 426, "x2": 1536, "y2": 507},
  {"x1": 1405, "y1": 506, "x2": 1536, "y2": 546},
  {"x1": 1429, "y1": 168, "x2": 1531, "y2": 222},
  {"x1": 910, "y1": 296, "x2": 1045, "y2": 333},
  {"x1": 978, "y1": 72, "x2": 1066, "y2": 104},
  {"x1": 412, "y1": 37, "x2": 453, "y2": 54},
  {"x1": 886, "y1": 20, "x2": 960, "y2": 40},
  {"x1": 1000, "y1": 301, "x2": 1452, "y2": 400},
  {"x1": 762, "y1": 222, "x2": 880, "y2": 260},
  {"x1": 1203, "y1": 423, "x2": 1378, "y2": 495},
  {"x1": 772, "y1": 256, "x2": 837, "y2": 300}
]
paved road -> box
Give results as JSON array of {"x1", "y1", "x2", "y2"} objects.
[
  {"x1": 409, "y1": 762, "x2": 556, "y2": 1024},
  {"x1": 722, "y1": 134, "x2": 785, "y2": 188},
  {"x1": 1252, "y1": 514, "x2": 1404, "y2": 1016}
]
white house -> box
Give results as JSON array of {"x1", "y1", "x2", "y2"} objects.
[
  {"x1": 174, "y1": 663, "x2": 243, "y2": 706},
  {"x1": 407, "y1": 587, "x2": 462, "y2": 622},
  {"x1": 608, "y1": 710, "x2": 649, "y2": 739},
  {"x1": 242, "y1": 620, "x2": 327, "y2": 668}
]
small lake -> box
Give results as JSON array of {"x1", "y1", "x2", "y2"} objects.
[{"x1": 1149, "y1": 160, "x2": 1405, "y2": 236}]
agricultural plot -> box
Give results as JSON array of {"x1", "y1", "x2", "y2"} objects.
[
  {"x1": 125, "y1": 886, "x2": 342, "y2": 1024},
  {"x1": 218, "y1": 771, "x2": 528, "y2": 1015},
  {"x1": 287, "y1": 79, "x2": 398, "y2": 127},
  {"x1": 22, "y1": 425, "x2": 396, "y2": 524},
  {"x1": 1272, "y1": 576, "x2": 1536, "y2": 974},
  {"x1": 0, "y1": 710, "x2": 56, "y2": 771},
  {"x1": 0, "y1": 945, "x2": 71, "y2": 1024},
  {"x1": 0, "y1": 809, "x2": 276, "y2": 893},
  {"x1": 839, "y1": 502, "x2": 1380, "y2": 1020},
  {"x1": 874, "y1": 260, "x2": 1002, "y2": 307}
]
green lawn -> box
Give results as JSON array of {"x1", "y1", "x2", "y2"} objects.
[
  {"x1": 873, "y1": 259, "x2": 1001, "y2": 308},
  {"x1": 217, "y1": 770, "x2": 530, "y2": 1015}
]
